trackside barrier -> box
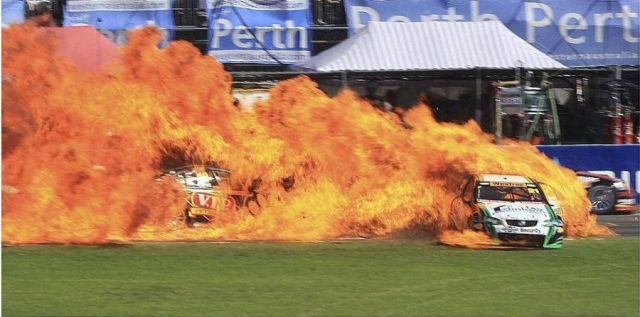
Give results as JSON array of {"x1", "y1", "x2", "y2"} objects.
[{"x1": 537, "y1": 144, "x2": 640, "y2": 199}]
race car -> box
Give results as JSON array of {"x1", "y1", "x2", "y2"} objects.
[
  {"x1": 161, "y1": 165, "x2": 266, "y2": 227},
  {"x1": 576, "y1": 172, "x2": 638, "y2": 214},
  {"x1": 457, "y1": 174, "x2": 564, "y2": 249}
]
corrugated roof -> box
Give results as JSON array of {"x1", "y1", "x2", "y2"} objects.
[{"x1": 295, "y1": 21, "x2": 566, "y2": 72}]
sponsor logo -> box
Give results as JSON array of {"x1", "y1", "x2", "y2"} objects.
[
  {"x1": 520, "y1": 228, "x2": 542, "y2": 234},
  {"x1": 489, "y1": 181, "x2": 528, "y2": 187},
  {"x1": 209, "y1": 19, "x2": 308, "y2": 50},
  {"x1": 192, "y1": 193, "x2": 214, "y2": 209},
  {"x1": 348, "y1": 2, "x2": 639, "y2": 45},
  {"x1": 494, "y1": 205, "x2": 546, "y2": 215},
  {"x1": 500, "y1": 227, "x2": 542, "y2": 234}
]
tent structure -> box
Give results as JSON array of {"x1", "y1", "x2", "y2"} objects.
[
  {"x1": 294, "y1": 21, "x2": 566, "y2": 72},
  {"x1": 44, "y1": 26, "x2": 120, "y2": 72}
]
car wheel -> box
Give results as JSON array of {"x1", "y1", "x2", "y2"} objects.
[
  {"x1": 587, "y1": 185, "x2": 616, "y2": 214},
  {"x1": 467, "y1": 213, "x2": 483, "y2": 231}
]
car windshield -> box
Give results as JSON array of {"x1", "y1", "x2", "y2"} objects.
[{"x1": 476, "y1": 185, "x2": 544, "y2": 202}]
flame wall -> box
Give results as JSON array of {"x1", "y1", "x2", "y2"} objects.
[{"x1": 2, "y1": 25, "x2": 610, "y2": 245}]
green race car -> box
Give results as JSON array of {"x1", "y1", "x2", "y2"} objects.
[{"x1": 458, "y1": 174, "x2": 564, "y2": 249}]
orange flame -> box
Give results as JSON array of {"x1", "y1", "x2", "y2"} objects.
[
  {"x1": 439, "y1": 230, "x2": 494, "y2": 249},
  {"x1": 2, "y1": 24, "x2": 611, "y2": 245}
]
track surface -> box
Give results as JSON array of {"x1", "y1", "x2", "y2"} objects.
[{"x1": 597, "y1": 213, "x2": 640, "y2": 236}]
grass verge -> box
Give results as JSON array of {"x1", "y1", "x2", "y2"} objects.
[{"x1": 3, "y1": 238, "x2": 639, "y2": 317}]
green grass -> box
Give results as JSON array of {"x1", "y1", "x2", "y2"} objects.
[{"x1": 3, "y1": 238, "x2": 639, "y2": 317}]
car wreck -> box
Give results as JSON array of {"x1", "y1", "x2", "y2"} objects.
[{"x1": 161, "y1": 165, "x2": 267, "y2": 227}]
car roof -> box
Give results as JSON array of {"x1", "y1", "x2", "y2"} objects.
[
  {"x1": 575, "y1": 171, "x2": 618, "y2": 182},
  {"x1": 478, "y1": 174, "x2": 533, "y2": 184}
]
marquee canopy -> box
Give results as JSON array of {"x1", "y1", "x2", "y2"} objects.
[{"x1": 294, "y1": 21, "x2": 566, "y2": 72}]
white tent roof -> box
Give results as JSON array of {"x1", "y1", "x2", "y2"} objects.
[{"x1": 295, "y1": 21, "x2": 566, "y2": 72}]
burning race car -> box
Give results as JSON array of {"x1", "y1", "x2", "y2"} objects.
[
  {"x1": 456, "y1": 174, "x2": 564, "y2": 249},
  {"x1": 161, "y1": 165, "x2": 267, "y2": 227},
  {"x1": 576, "y1": 172, "x2": 638, "y2": 214}
]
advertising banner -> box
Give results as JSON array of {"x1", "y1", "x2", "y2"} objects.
[
  {"x1": 2, "y1": 0, "x2": 25, "y2": 26},
  {"x1": 63, "y1": 0, "x2": 174, "y2": 45},
  {"x1": 537, "y1": 144, "x2": 640, "y2": 196},
  {"x1": 343, "y1": 0, "x2": 639, "y2": 67},
  {"x1": 206, "y1": 0, "x2": 311, "y2": 64}
]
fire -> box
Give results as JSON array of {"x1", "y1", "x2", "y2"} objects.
[
  {"x1": 2, "y1": 24, "x2": 610, "y2": 245},
  {"x1": 439, "y1": 230, "x2": 494, "y2": 249}
]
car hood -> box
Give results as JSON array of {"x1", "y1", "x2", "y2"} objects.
[{"x1": 477, "y1": 200, "x2": 553, "y2": 220}]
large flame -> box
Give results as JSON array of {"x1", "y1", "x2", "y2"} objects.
[{"x1": 2, "y1": 24, "x2": 610, "y2": 245}]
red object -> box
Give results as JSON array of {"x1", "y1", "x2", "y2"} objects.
[
  {"x1": 622, "y1": 111, "x2": 634, "y2": 144},
  {"x1": 611, "y1": 115, "x2": 623, "y2": 144},
  {"x1": 41, "y1": 26, "x2": 120, "y2": 72},
  {"x1": 192, "y1": 193, "x2": 214, "y2": 209}
]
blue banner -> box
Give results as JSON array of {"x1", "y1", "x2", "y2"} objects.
[
  {"x1": 2, "y1": 0, "x2": 24, "y2": 26},
  {"x1": 206, "y1": 0, "x2": 311, "y2": 64},
  {"x1": 63, "y1": 0, "x2": 174, "y2": 46},
  {"x1": 538, "y1": 145, "x2": 640, "y2": 196},
  {"x1": 344, "y1": 0, "x2": 639, "y2": 67}
]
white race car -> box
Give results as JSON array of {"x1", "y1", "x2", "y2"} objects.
[
  {"x1": 458, "y1": 174, "x2": 564, "y2": 249},
  {"x1": 576, "y1": 171, "x2": 638, "y2": 214}
]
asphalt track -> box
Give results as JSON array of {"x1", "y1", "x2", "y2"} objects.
[{"x1": 596, "y1": 213, "x2": 640, "y2": 236}]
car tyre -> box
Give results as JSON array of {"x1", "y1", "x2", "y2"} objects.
[
  {"x1": 587, "y1": 185, "x2": 616, "y2": 214},
  {"x1": 467, "y1": 213, "x2": 483, "y2": 231}
]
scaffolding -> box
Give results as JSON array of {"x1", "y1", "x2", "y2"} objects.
[{"x1": 494, "y1": 72, "x2": 561, "y2": 145}]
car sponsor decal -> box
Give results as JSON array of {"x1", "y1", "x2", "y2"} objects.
[
  {"x1": 493, "y1": 205, "x2": 547, "y2": 215},
  {"x1": 192, "y1": 193, "x2": 214, "y2": 209},
  {"x1": 500, "y1": 227, "x2": 543, "y2": 234},
  {"x1": 189, "y1": 207, "x2": 211, "y2": 216},
  {"x1": 519, "y1": 227, "x2": 542, "y2": 234},
  {"x1": 488, "y1": 181, "x2": 528, "y2": 187}
]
